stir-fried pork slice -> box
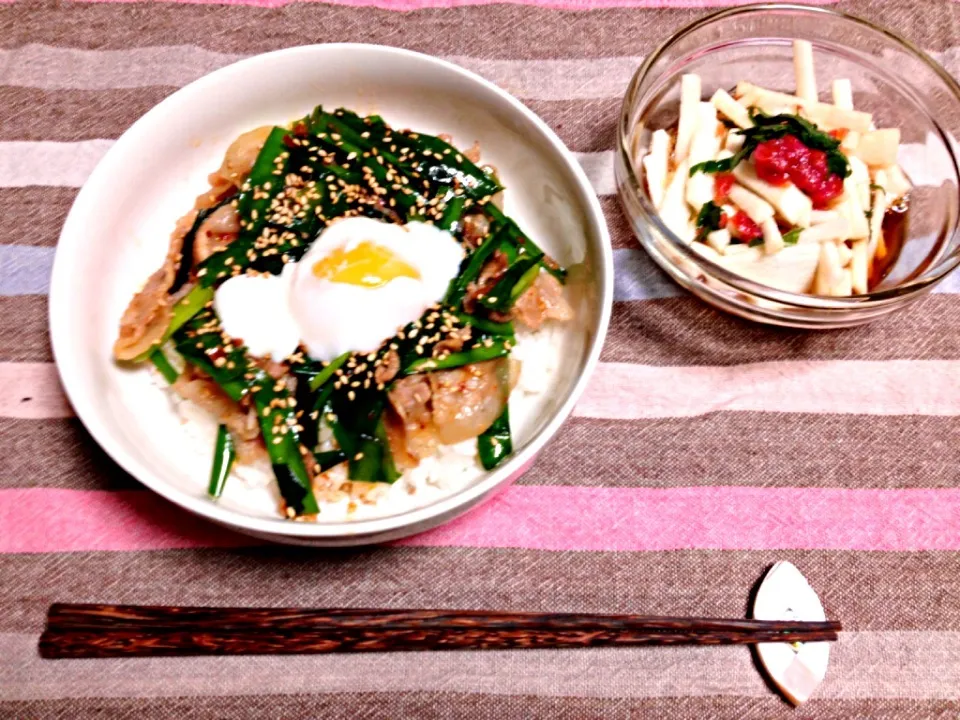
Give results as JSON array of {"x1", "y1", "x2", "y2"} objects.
[
  {"x1": 387, "y1": 374, "x2": 439, "y2": 459},
  {"x1": 112, "y1": 212, "x2": 196, "y2": 361},
  {"x1": 433, "y1": 326, "x2": 471, "y2": 358},
  {"x1": 214, "y1": 126, "x2": 273, "y2": 188},
  {"x1": 374, "y1": 349, "x2": 401, "y2": 386},
  {"x1": 512, "y1": 271, "x2": 573, "y2": 330},
  {"x1": 461, "y1": 213, "x2": 490, "y2": 250},
  {"x1": 463, "y1": 249, "x2": 510, "y2": 314},
  {"x1": 382, "y1": 408, "x2": 420, "y2": 471},
  {"x1": 193, "y1": 203, "x2": 241, "y2": 264},
  {"x1": 429, "y1": 358, "x2": 509, "y2": 445},
  {"x1": 115, "y1": 128, "x2": 273, "y2": 361},
  {"x1": 172, "y1": 365, "x2": 264, "y2": 464}
]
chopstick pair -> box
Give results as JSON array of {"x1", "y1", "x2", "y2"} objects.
[{"x1": 39, "y1": 604, "x2": 842, "y2": 659}]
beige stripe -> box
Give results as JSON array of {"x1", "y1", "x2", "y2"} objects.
[
  {"x1": 1, "y1": 630, "x2": 957, "y2": 701},
  {"x1": 0, "y1": 45, "x2": 244, "y2": 91},
  {"x1": 8, "y1": 358, "x2": 960, "y2": 421},
  {"x1": 603, "y1": 295, "x2": 960, "y2": 365},
  {"x1": 4, "y1": 548, "x2": 957, "y2": 635},
  {"x1": 0, "y1": 45, "x2": 641, "y2": 101},
  {"x1": 8, "y1": 42, "x2": 960, "y2": 107},
  {"x1": 524, "y1": 414, "x2": 960, "y2": 489},
  {"x1": 0, "y1": 140, "x2": 113, "y2": 188},
  {"x1": 0, "y1": 4, "x2": 702, "y2": 59},
  {"x1": 3, "y1": 2, "x2": 959, "y2": 59},
  {"x1": 10, "y1": 358, "x2": 960, "y2": 422},
  {"x1": 577, "y1": 359, "x2": 960, "y2": 419},
  {"x1": 0, "y1": 363, "x2": 69, "y2": 419},
  {"x1": 2, "y1": 693, "x2": 955, "y2": 720}
]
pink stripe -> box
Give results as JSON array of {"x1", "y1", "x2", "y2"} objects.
[
  {"x1": 71, "y1": 0, "x2": 834, "y2": 11},
  {"x1": 406, "y1": 486, "x2": 960, "y2": 551},
  {"x1": 7, "y1": 359, "x2": 960, "y2": 421},
  {"x1": 3, "y1": 486, "x2": 958, "y2": 554},
  {"x1": 0, "y1": 489, "x2": 255, "y2": 554}
]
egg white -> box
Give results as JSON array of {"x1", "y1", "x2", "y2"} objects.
[{"x1": 214, "y1": 217, "x2": 465, "y2": 363}]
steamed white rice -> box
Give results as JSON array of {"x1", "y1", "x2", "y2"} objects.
[{"x1": 153, "y1": 323, "x2": 563, "y2": 521}]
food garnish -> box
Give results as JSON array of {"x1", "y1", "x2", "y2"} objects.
[
  {"x1": 640, "y1": 40, "x2": 911, "y2": 296},
  {"x1": 114, "y1": 107, "x2": 572, "y2": 518}
]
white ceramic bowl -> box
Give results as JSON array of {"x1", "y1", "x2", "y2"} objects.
[{"x1": 50, "y1": 44, "x2": 612, "y2": 546}]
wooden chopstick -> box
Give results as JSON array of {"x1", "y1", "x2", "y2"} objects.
[{"x1": 39, "y1": 603, "x2": 842, "y2": 659}]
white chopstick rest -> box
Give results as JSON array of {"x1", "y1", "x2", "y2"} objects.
[{"x1": 753, "y1": 561, "x2": 831, "y2": 706}]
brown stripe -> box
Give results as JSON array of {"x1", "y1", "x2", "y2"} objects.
[
  {"x1": 0, "y1": 86, "x2": 175, "y2": 142},
  {"x1": 0, "y1": 2, "x2": 695, "y2": 58},
  {"x1": 3, "y1": 547, "x2": 958, "y2": 634},
  {"x1": 501, "y1": 98, "x2": 622, "y2": 153},
  {"x1": 4, "y1": 1, "x2": 959, "y2": 58},
  {"x1": 2, "y1": 694, "x2": 957, "y2": 720},
  {"x1": 10, "y1": 411, "x2": 957, "y2": 491},
  {"x1": 603, "y1": 294, "x2": 960, "y2": 365},
  {"x1": 0, "y1": 88, "x2": 616, "y2": 152},
  {"x1": 523, "y1": 414, "x2": 960, "y2": 489},
  {"x1": 0, "y1": 418, "x2": 141, "y2": 491},
  {"x1": 603, "y1": 195, "x2": 638, "y2": 249},
  {"x1": 0, "y1": 296, "x2": 51, "y2": 361},
  {"x1": 0, "y1": 187, "x2": 75, "y2": 247}
]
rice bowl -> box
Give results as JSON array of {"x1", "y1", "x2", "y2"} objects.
[{"x1": 49, "y1": 44, "x2": 612, "y2": 545}]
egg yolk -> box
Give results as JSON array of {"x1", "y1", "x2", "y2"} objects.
[{"x1": 312, "y1": 241, "x2": 421, "y2": 288}]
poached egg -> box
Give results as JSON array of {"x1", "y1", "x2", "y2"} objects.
[{"x1": 213, "y1": 217, "x2": 464, "y2": 362}]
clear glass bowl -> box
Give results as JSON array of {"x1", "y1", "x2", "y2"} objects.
[{"x1": 616, "y1": 3, "x2": 960, "y2": 328}]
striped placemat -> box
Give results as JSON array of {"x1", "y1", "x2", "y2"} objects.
[{"x1": 2, "y1": 0, "x2": 959, "y2": 717}]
